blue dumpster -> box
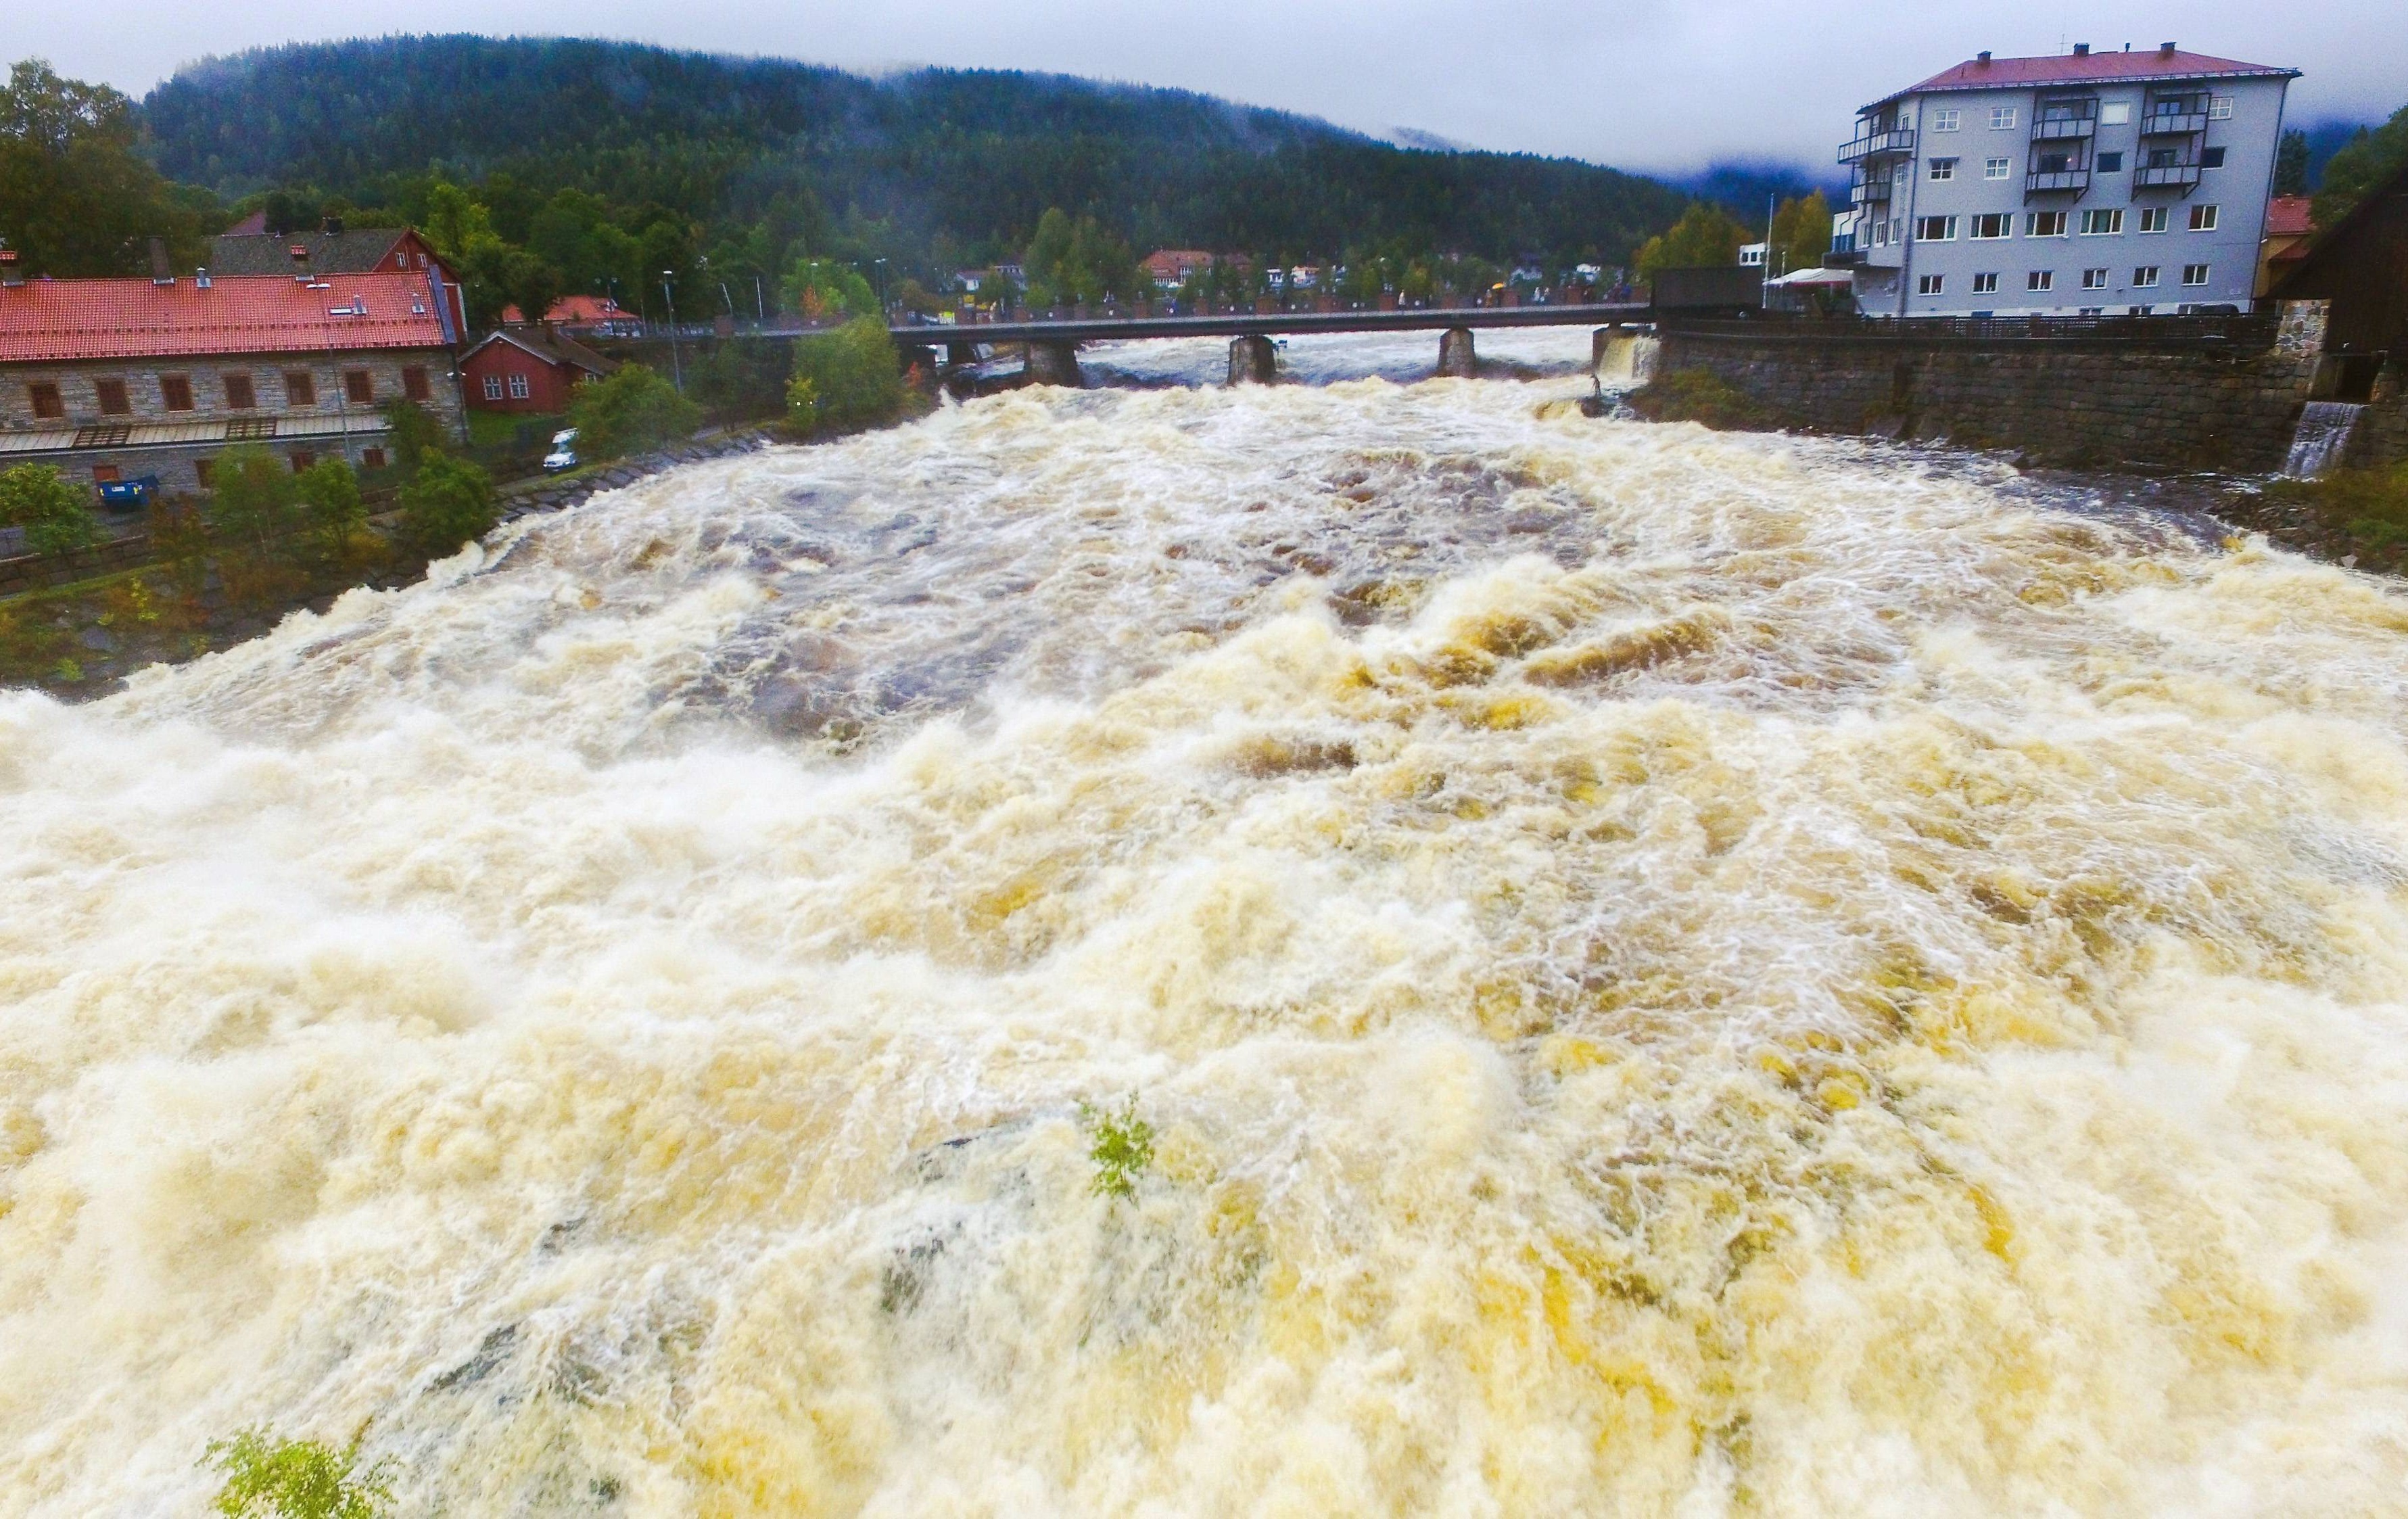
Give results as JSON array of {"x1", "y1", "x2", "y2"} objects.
[{"x1": 95, "y1": 475, "x2": 159, "y2": 512}]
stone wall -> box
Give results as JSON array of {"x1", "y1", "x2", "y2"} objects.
[
  {"x1": 2342, "y1": 363, "x2": 2408, "y2": 471},
  {"x1": 1651, "y1": 303, "x2": 2332, "y2": 473}
]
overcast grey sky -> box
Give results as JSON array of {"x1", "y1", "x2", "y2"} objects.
[{"x1": 25, "y1": 0, "x2": 2405, "y2": 172}]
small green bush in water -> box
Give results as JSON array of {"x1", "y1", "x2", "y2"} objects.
[
  {"x1": 1084, "y1": 1097, "x2": 1154, "y2": 1200},
  {"x1": 202, "y1": 1428, "x2": 394, "y2": 1519},
  {"x1": 786, "y1": 318, "x2": 905, "y2": 435}
]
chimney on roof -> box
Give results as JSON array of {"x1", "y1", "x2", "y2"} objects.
[
  {"x1": 2073, "y1": 43, "x2": 2090, "y2": 56},
  {"x1": 149, "y1": 237, "x2": 172, "y2": 285},
  {"x1": 195, "y1": 267, "x2": 211, "y2": 289},
  {"x1": 288, "y1": 241, "x2": 310, "y2": 266},
  {"x1": 1977, "y1": 50, "x2": 1991, "y2": 64},
  {"x1": 321, "y1": 214, "x2": 344, "y2": 235},
  {"x1": 0, "y1": 245, "x2": 18, "y2": 287},
  {"x1": 2160, "y1": 41, "x2": 2177, "y2": 56}
]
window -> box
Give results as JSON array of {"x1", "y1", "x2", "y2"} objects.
[
  {"x1": 2182, "y1": 263, "x2": 2211, "y2": 286},
  {"x1": 2100, "y1": 102, "x2": 2131, "y2": 126},
  {"x1": 2189, "y1": 204, "x2": 2219, "y2": 232},
  {"x1": 2134, "y1": 266, "x2": 2161, "y2": 287},
  {"x1": 2082, "y1": 268, "x2": 2110, "y2": 289},
  {"x1": 2129, "y1": 305, "x2": 2154, "y2": 316},
  {"x1": 95, "y1": 379, "x2": 130, "y2": 415},
  {"x1": 159, "y1": 373, "x2": 193, "y2": 411},
  {"x1": 2096, "y1": 151, "x2": 2125, "y2": 172},
  {"x1": 285, "y1": 370, "x2": 316, "y2": 406},
  {"x1": 1929, "y1": 157, "x2": 1958, "y2": 181},
  {"x1": 1970, "y1": 213, "x2": 2012, "y2": 239},
  {"x1": 2146, "y1": 146, "x2": 2180, "y2": 168},
  {"x1": 1933, "y1": 109, "x2": 1961, "y2": 131},
  {"x1": 91, "y1": 464, "x2": 121, "y2": 484},
  {"x1": 2078, "y1": 306, "x2": 2105, "y2": 317},
  {"x1": 2079, "y1": 210, "x2": 2122, "y2": 236},
  {"x1": 1917, "y1": 274, "x2": 1945, "y2": 295},
  {"x1": 1972, "y1": 272, "x2": 2000, "y2": 294},
  {"x1": 2200, "y1": 146, "x2": 2227, "y2": 169},
  {"x1": 1984, "y1": 157, "x2": 2011, "y2": 179},
  {"x1": 194, "y1": 458, "x2": 216, "y2": 489},
  {"x1": 2028, "y1": 271, "x2": 2056, "y2": 291},
  {"x1": 222, "y1": 372, "x2": 256, "y2": 409},
  {"x1": 288, "y1": 451, "x2": 316, "y2": 473},
  {"x1": 1989, "y1": 106, "x2": 2016, "y2": 128},
  {"x1": 481, "y1": 374, "x2": 504, "y2": 400},
  {"x1": 28, "y1": 381, "x2": 63, "y2": 419},
  {"x1": 1915, "y1": 216, "x2": 1958, "y2": 242},
  {"x1": 2209, "y1": 96, "x2": 2233, "y2": 119},
  {"x1": 361, "y1": 447, "x2": 387, "y2": 471},
  {"x1": 2034, "y1": 148, "x2": 2081, "y2": 174},
  {"x1": 507, "y1": 373, "x2": 532, "y2": 400},
  {"x1": 2137, "y1": 208, "x2": 2169, "y2": 233},
  {"x1": 402, "y1": 366, "x2": 430, "y2": 402},
  {"x1": 344, "y1": 370, "x2": 373, "y2": 405},
  {"x1": 2027, "y1": 211, "x2": 2069, "y2": 237}
]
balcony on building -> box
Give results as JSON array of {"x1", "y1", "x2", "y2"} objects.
[
  {"x1": 2030, "y1": 97, "x2": 2100, "y2": 141},
  {"x1": 1839, "y1": 123, "x2": 1916, "y2": 164},
  {"x1": 2142, "y1": 91, "x2": 2211, "y2": 136},
  {"x1": 2133, "y1": 163, "x2": 2204, "y2": 189},
  {"x1": 2026, "y1": 141, "x2": 2091, "y2": 194}
]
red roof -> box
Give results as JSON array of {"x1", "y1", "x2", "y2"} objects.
[
  {"x1": 1884, "y1": 47, "x2": 2296, "y2": 103},
  {"x1": 500, "y1": 293, "x2": 632, "y2": 325},
  {"x1": 0, "y1": 271, "x2": 452, "y2": 364},
  {"x1": 2265, "y1": 195, "x2": 2315, "y2": 237}
]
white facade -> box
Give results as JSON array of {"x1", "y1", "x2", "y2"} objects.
[{"x1": 1838, "y1": 45, "x2": 2296, "y2": 317}]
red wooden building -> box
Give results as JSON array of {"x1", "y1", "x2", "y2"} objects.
[{"x1": 458, "y1": 328, "x2": 620, "y2": 414}]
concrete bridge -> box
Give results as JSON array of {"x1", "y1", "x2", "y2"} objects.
[{"x1": 886, "y1": 302, "x2": 1653, "y2": 384}]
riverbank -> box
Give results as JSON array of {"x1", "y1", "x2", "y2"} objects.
[{"x1": 0, "y1": 427, "x2": 774, "y2": 698}]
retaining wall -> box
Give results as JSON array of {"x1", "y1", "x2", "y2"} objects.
[{"x1": 1652, "y1": 303, "x2": 2336, "y2": 473}]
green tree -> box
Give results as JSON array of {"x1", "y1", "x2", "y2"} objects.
[
  {"x1": 207, "y1": 445, "x2": 302, "y2": 559},
  {"x1": 296, "y1": 457, "x2": 364, "y2": 562},
  {"x1": 202, "y1": 1428, "x2": 394, "y2": 1519},
  {"x1": 0, "y1": 463, "x2": 97, "y2": 557},
  {"x1": 1767, "y1": 191, "x2": 1832, "y2": 277},
  {"x1": 781, "y1": 257, "x2": 877, "y2": 322},
  {"x1": 400, "y1": 453, "x2": 497, "y2": 553},
  {"x1": 1632, "y1": 202, "x2": 1749, "y2": 283},
  {"x1": 1021, "y1": 208, "x2": 1139, "y2": 306},
  {"x1": 2315, "y1": 105, "x2": 2408, "y2": 228},
  {"x1": 786, "y1": 318, "x2": 903, "y2": 435},
  {"x1": 566, "y1": 363, "x2": 701, "y2": 459},
  {"x1": 2275, "y1": 128, "x2": 2311, "y2": 197},
  {"x1": 381, "y1": 401, "x2": 447, "y2": 474},
  {"x1": 0, "y1": 60, "x2": 216, "y2": 277},
  {"x1": 499, "y1": 246, "x2": 564, "y2": 327}
]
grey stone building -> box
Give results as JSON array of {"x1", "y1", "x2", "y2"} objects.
[
  {"x1": 1837, "y1": 44, "x2": 2296, "y2": 317},
  {"x1": 0, "y1": 268, "x2": 464, "y2": 496}
]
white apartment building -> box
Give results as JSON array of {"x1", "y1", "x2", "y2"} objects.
[{"x1": 1837, "y1": 43, "x2": 2296, "y2": 317}]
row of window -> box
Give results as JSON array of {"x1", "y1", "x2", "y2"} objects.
[
  {"x1": 1925, "y1": 97, "x2": 2233, "y2": 132},
  {"x1": 1912, "y1": 206, "x2": 2219, "y2": 241},
  {"x1": 1929, "y1": 148, "x2": 2226, "y2": 179},
  {"x1": 1916, "y1": 264, "x2": 2211, "y2": 295},
  {"x1": 22, "y1": 367, "x2": 430, "y2": 421},
  {"x1": 481, "y1": 373, "x2": 535, "y2": 400}
]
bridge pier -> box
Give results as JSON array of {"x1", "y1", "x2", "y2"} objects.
[
  {"x1": 1438, "y1": 327, "x2": 1478, "y2": 379},
  {"x1": 1025, "y1": 341, "x2": 1084, "y2": 388},
  {"x1": 1227, "y1": 335, "x2": 1278, "y2": 385}
]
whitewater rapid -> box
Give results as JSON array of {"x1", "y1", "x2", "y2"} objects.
[{"x1": 4, "y1": 369, "x2": 2408, "y2": 1516}]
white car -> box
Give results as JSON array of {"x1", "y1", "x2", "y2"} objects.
[{"x1": 543, "y1": 427, "x2": 579, "y2": 473}]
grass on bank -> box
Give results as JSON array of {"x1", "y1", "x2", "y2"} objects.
[
  {"x1": 2263, "y1": 461, "x2": 2408, "y2": 569},
  {"x1": 1624, "y1": 369, "x2": 1789, "y2": 431}
]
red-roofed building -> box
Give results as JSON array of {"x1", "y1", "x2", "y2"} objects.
[
  {"x1": 2259, "y1": 194, "x2": 2316, "y2": 293},
  {"x1": 1835, "y1": 42, "x2": 2298, "y2": 319},
  {"x1": 497, "y1": 294, "x2": 642, "y2": 337},
  {"x1": 0, "y1": 269, "x2": 464, "y2": 495}
]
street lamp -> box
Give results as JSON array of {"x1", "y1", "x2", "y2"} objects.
[{"x1": 659, "y1": 270, "x2": 684, "y2": 393}]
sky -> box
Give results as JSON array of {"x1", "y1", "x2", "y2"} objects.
[{"x1": 25, "y1": 0, "x2": 2405, "y2": 173}]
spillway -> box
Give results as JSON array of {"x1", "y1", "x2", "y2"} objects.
[{"x1": 4, "y1": 371, "x2": 2407, "y2": 1515}]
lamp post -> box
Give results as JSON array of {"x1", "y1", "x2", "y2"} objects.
[{"x1": 659, "y1": 270, "x2": 684, "y2": 393}]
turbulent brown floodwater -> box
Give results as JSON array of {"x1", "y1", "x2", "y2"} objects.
[{"x1": 5, "y1": 369, "x2": 2408, "y2": 1516}]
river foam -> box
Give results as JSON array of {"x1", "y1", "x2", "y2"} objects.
[{"x1": 3, "y1": 375, "x2": 2407, "y2": 1515}]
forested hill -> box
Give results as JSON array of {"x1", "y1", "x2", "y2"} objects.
[{"x1": 139, "y1": 35, "x2": 1688, "y2": 266}]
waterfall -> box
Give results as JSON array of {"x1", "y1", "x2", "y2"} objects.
[
  {"x1": 2284, "y1": 400, "x2": 2367, "y2": 478},
  {"x1": 1594, "y1": 330, "x2": 1659, "y2": 388}
]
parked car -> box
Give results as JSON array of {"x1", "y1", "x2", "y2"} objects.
[{"x1": 543, "y1": 429, "x2": 579, "y2": 473}]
